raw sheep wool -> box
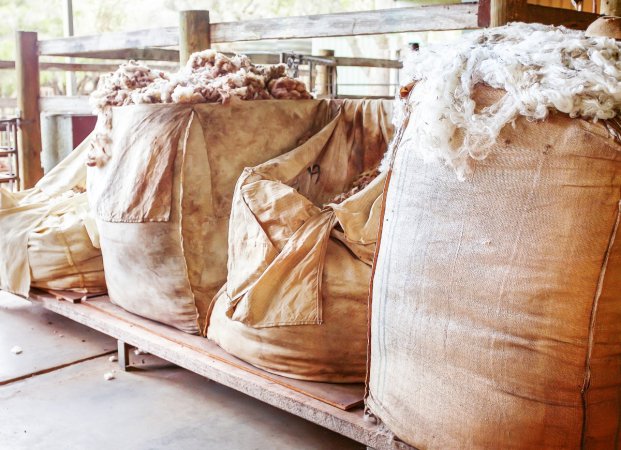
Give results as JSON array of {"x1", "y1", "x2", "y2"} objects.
[
  {"x1": 89, "y1": 61, "x2": 169, "y2": 110},
  {"x1": 391, "y1": 22, "x2": 621, "y2": 178},
  {"x1": 330, "y1": 165, "x2": 381, "y2": 204},
  {"x1": 89, "y1": 50, "x2": 312, "y2": 112}
]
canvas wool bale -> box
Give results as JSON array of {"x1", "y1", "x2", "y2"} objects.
[
  {"x1": 207, "y1": 100, "x2": 393, "y2": 382},
  {"x1": 0, "y1": 135, "x2": 105, "y2": 297},
  {"x1": 368, "y1": 24, "x2": 621, "y2": 450},
  {"x1": 87, "y1": 100, "x2": 335, "y2": 335}
]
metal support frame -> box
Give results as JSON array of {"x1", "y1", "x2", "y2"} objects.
[
  {"x1": 0, "y1": 118, "x2": 20, "y2": 191},
  {"x1": 117, "y1": 340, "x2": 131, "y2": 371}
]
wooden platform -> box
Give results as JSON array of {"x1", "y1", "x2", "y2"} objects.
[{"x1": 26, "y1": 291, "x2": 414, "y2": 450}]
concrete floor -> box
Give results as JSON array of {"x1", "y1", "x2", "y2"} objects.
[{"x1": 0, "y1": 292, "x2": 363, "y2": 450}]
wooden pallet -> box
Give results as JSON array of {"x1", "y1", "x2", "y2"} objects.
[{"x1": 26, "y1": 291, "x2": 414, "y2": 450}]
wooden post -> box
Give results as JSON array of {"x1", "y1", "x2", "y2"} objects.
[
  {"x1": 315, "y1": 49, "x2": 335, "y2": 99},
  {"x1": 63, "y1": 0, "x2": 77, "y2": 96},
  {"x1": 601, "y1": 0, "x2": 621, "y2": 16},
  {"x1": 15, "y1": 31, "x2": 43, "y2": 190},
  {"x1": 117, "y1": 340, "x2": 131, "y2": 371},
  {"x1": 490, "y1": 0, "x2": 528, "y2": 26},
  {"x1": 179, "y1": 10, "x2": 211, "y2": 66},
  {"x1": 389, "y1": 49, "x2": 400, "y2": 97}
]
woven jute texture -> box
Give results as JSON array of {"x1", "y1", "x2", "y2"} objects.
[{"x1": 367, "y1": 86, "x2": 621, "y2": 449}]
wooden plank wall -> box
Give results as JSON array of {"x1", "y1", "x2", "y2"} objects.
[{"x1": 529, "y1": 0, "x2": 598, "y2": 14}]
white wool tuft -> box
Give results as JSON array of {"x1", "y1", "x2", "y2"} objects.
[
  {"x1": 89, "y1": 51, "x2": 311, "y2": 113},
  {"x1": 10, "y1": 345, "x2": 22, "y2": 355},
  {"x1": 391, "y1": 22, "x2": 621, "y2": 178},
  {"x1": 103, "y1": 371, "x2": 115, "y2": 381}
]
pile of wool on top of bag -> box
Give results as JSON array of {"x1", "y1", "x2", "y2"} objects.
[
  {"x1": 385, "y1": 22, "x2": 621, "y2": 178},
  {"x1": 89, "y1": 49, "x2": 312, "y2": 112}
]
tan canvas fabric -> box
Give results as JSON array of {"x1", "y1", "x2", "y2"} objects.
[
  {"x1": 367, "y1": 85, "x2": 621, "y2": 449},
  {"x1": 88, "y1": 100, "x2": 335, "y2": 334},
  {"x1": 207, "y1": 100, "x2": 393, "y2": 382},
  {"x1": 0, "y1": 135, "x2": 105, "y2": 296},
  {"x1": 28, "y1": 193, "x2": 104, "y2": 293}
]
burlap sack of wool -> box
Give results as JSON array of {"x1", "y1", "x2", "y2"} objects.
[
  {"x1": 0, "y1": 136, "x2": 105, "y2": 297},
  {"x1": 207, "y1": 99, "x2": 393, "y2": 382},
  {"x1": 367, "y1": 84, "x2": 621, "y2": 449},
  {"x1": 87, "y1": 100, "x2": 336, "y2": 335}
]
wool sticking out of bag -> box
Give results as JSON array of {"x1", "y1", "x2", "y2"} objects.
[
  {"x1": 103, "y1": 371, "x2": 115, "y2": 381},
  {"x1": 389, "y1": 22, "x2": 621, "y2": 178},
  {"x1": 89, "y1": 50, "x2": 311, "y2": 112},
  {"x1": 268, "y1": 77, "x2": 312, "y2": 100},
  {"x1": 329, "y1": 166, "x2": 381, "y2": 204},
  {"x1": 89, "y1": 61, "x2": 169, "y2": 111}
]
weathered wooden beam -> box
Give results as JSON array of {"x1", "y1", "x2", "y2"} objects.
[
  {"x1": 477, "y1": 0, "x2": 597, "y2": 29},
  {"x1": 42, "y1": 60, "x2": 177, "y2": 72},
  {"x1": 3, "y1": 56, "x2": 401, "y2": 74},
  {"x1": 27, "y1": 292, "x2": 415, "y2": 450},
  {"x1": 38, "y1": 27, "x2": 178, "y2": 57},
  {"x1": 52, "y1": 48, "x2": 180, "y2": 62},
  {"x1": 601, "y1": 0, "x2": 621, "y2": 16},
  {"x1": 335, "y1": 57, "x2": 402, "y2": 69},
  {"x1": 211, "y1": 4, "x2": 478, "y2": 42},
  {"x1": 16, "y1": 31, "x2": 43, "y2": 190},
  {"x1": 38, "y1": 96, "x2": 91, "y2": 114},
  {"x1": 1, "y1": 59, "x2": 177, "y2": 72},
  {"x1": 526, "y1": 5, "x2": 599, "y2": 29},
  {"x1": 478, "y1": 0, "x2": 491, "y2": 27},
  {"x1": 37, "y1": 5, "x2": 478, "y2": 59},
  {"x1": 490, "y1": 0, "x2": 527, "y2": 26},
  {"x1": 179, "y1": 10, "x2": 211, "y2": 65}
]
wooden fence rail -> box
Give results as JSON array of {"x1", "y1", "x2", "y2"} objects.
[
  {"x1": 38, "y1": 4, "x2": 479, "y2": 58},
  {"x1": 0, "y1": 60, "x2": 177, "y2": 72}
]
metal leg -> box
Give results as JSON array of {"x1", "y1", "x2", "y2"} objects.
[{"x1": 117, "y1": 340, "x2": 130, "y2": 371}]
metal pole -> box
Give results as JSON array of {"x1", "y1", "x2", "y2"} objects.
[{"x1": 64, "y1": 0, "x2": 76, "y2": 96}]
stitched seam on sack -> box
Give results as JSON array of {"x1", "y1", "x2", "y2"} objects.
[
  {"x1": 177, "y1": 110, "x2": 201, "y2": 335},
  {"x1": 364, "y1": 167, "x2": 392, "y2": 400},
  {"x1": 365, "y1": 110, "x2": 409, "y2": 389},
  {"x1": 580, "y1": 199, "x2": 621, "y2": 449},
  {"x1": 377, "y1": 114, "x2": 412, "y2": 400}
]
